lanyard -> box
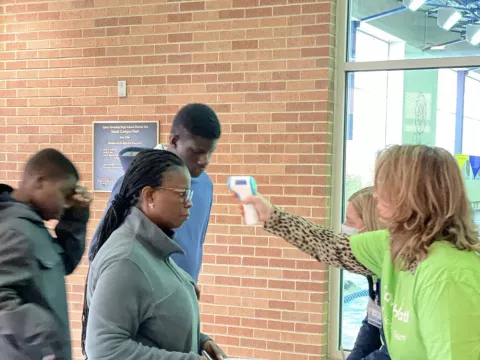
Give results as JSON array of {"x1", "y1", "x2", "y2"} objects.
[{"x1": 373, "y1": 281, "x2": 381, "y2": 305}]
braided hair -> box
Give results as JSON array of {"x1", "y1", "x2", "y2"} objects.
[{"x1": 81, "y1": 149, "x2": 185, "y2": 357}]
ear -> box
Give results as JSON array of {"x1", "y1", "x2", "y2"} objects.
[
  {"x1": 140, "y1": 186, "x2": 156, "y2": 205},
  {"x1": 31, "y1": 173, "x2": 46, "y2": 190},
  {"x1": 169, "y1": 133, "x2": 179, "y2": 149}
]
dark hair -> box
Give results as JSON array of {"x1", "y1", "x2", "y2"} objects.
[
  {"x1": 171, "y1": 103, "x2": 221, "y2": 140},
  {"x1": 25, "y1": 148, "x2": 79, "y2": 181},
  {"x1": 81, "y1": 149, "x2": 185, "y2": 357}
]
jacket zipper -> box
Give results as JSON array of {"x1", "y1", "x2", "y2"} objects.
[{"x1": 166, "y1": 257, "x2": 184, "y2": 283}]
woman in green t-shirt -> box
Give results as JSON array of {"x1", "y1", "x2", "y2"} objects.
[{"x1": 241, "y1": 144, "x2": 480, "y2": 360}]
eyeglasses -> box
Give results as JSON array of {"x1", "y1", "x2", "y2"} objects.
[{"x1": 159, "y1": 187, "x2": 193, "y2": 204}]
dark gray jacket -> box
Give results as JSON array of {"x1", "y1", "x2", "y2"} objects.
[
  {"x1": 0, "y1": 184, "x2": 88, "y2": 360},
  {"x1": 85, "y1": 207, "x2": 211, "y2": 360},
  {"x1": 347, "y1": 278, "x2": 390, "y2": 360}
]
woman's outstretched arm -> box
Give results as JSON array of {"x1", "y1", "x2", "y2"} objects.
[{"x1": 264, "y1": 206, "x2": 373, "y2": 276}]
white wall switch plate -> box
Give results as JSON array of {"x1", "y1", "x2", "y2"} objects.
[{"x1": 118, "y1": 80, "x2": 127, "y2": 98}]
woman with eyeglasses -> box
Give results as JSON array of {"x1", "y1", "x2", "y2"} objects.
[{"x1": 82, "y1": 149, "x2": 225, "y2": 360}]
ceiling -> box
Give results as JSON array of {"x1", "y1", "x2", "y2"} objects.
[{"x1": 350, "y1": 0, "x2": 480, "y2": 59}]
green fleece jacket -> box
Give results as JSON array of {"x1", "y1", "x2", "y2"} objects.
[{"x1": 85, "y1": 207, "x2": 211, "y2": 360}]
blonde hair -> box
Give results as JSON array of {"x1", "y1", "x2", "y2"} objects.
[
  {"x1": 375, "y1": 144, "x2": 479, "y2": 269},
  {"x1": 348, "y1": 187, "x2": 383, "y2": 232}
]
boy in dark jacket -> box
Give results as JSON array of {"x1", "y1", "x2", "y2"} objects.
[{"x1": 0, "y1": 149, "x2": 91, "y2": 360}]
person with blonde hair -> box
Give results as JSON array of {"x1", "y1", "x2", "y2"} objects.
[
  {"x1": 343, "y1": 187, "x2": 390, "y2": 360},
  {"x1": 241, "y1": 145, "x2": 480, "y2": 359},
  {"x1": 343, "y1": 187, "x2": 382, "y2": 235}
]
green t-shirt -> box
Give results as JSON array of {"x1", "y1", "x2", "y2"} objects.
[{"x1": 350, "y1": 230, "x2": 480, "y2": 360}]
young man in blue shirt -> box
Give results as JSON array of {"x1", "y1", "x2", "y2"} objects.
[{"x1": 89, "y1": 103, "x2": 221, "y2": 290}]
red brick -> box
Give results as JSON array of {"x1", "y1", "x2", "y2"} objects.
[
  {"x1": 267, "y1": 341, "x2": 294, "y2": 352},
  {"x1": 143, "y1": 55, "x2": 167, "y2": 65},
  {"x1": 168, "y1": 33, "x2": 193, "y2": 43},
  {"x1": 232, "y1": 40, "x2": 258, "y2": 50},
  {"x1": 119, "y1": 16, "x2": 142, "y2": 26},
  {"x1": 39, "y1": 12, "x2": 60, "y2": 21},
  {"x1": 215, "y1": 276, "x2": 241, "y2": 286},
  {"x1": 233, "y1": 0, "x2": 259, "y2": 6},
  {"x1": 167, "y1": 13, "x2": 192, "y2": 22},
  {"x1": 0, "y1": 34, "x2": 15, "y2": 42},
  {"x1": 106, "y1": 27, "x2": 130, "y2": 36},
  {"x1": 94, "y1": 18, "x2": 119, "y2": 27},
  {"x1": 83, "y1": 47, "x2": 106, "y2": 57},
  {"x1": 7, "y1": 99, "x2": 27, "y2": 107},
  {"x1": 7, "y1": 42, "x2": 27, "y2": 51},
  {"x1": 303, "y1": 3, "x2": 331, "y2": 14},
  {"x1": 259, "y1": 82, "x2": 286, "y2": 91},
  {"x1": 242, "y1": 318, "x2": 268, "y2": 330},
  {"x1": 6, "y1": 5, "x2": 27, "y2": 13},
  {"x1": 206, "y1": 62, "x2": 232, "y2": 72},
  {"x1": 180, "y1": 2, "x2": 205, "y2": 11},
  {"x1": 219, "y1": 9, "x2": 245, "y2": 19},
  {"x1": 6, "y1": 61, "x2": 27, "y2": 70},
  {"x1": 301, "y1": 46, "x2": 330, "y2": 57},
  {"x1": 274, "y1": 5, "x2": 301, "y2": 16},
  {"x1": 268, "y1": 320, "x2": 295, "y2": 331},
  {"x1": 168, "y1": 54, "x2": 192, "y2": 63}
]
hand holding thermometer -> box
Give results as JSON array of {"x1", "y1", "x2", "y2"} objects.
[{"x1": 228, "y1": 176, "x2": 259, "y2": 225}]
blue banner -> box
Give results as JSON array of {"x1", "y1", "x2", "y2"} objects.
[{"x1": 469, "y1": 155, "x2": 480, "y2": 179}]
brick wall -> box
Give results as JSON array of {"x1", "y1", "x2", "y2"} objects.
[{"x1": 0, "y1": 0, "x2": 337, "y2": 359}]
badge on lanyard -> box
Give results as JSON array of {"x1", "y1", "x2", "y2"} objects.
[
  {"x1": 367, "y1": 298, "x2": 382, "y2": 328},
  {"x1": 367, "y1": 281, "x2": 382, "y2": 328}
]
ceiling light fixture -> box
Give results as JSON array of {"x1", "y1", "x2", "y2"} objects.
[
  {"x1": 424, "y1": 38, "x2": 465, "y2": 51},
  {"x1": 403, "y1": 0, "x2": 427, "y2": 11},
  {"x1": 466, "y1": 24, "x2": 480, "y2": 46},
  {"x1": 437, "y1": 8, "x2": 462, "y2": 30}
]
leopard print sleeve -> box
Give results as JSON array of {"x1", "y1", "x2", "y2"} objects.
[{"x1": 264, "y1": 207, "x2": 373, "y2": 276}]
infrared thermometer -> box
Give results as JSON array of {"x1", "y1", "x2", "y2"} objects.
[
  {"x1": 202, "y1": 350, "x2": 213, "y2": 360},
  {"x1": 228, "y1": 176, "x2": 259, "y2": 225}
]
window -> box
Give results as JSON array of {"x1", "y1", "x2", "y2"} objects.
[
  {"x1": 341, "y1": 66, "x2": 480, "y2": 352},
  {"x1": 435, "y1": 69, "x2": 457, "y2": 154},
  {"x1": 463, "y1": 75, "x2": 480, "y2": 156},
  {"x1": 347, "y1": 0, "x2": 480, "y2": 62},
  {"x1": 331, "y1": 1, "x2": 480, "y2": 358}
]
